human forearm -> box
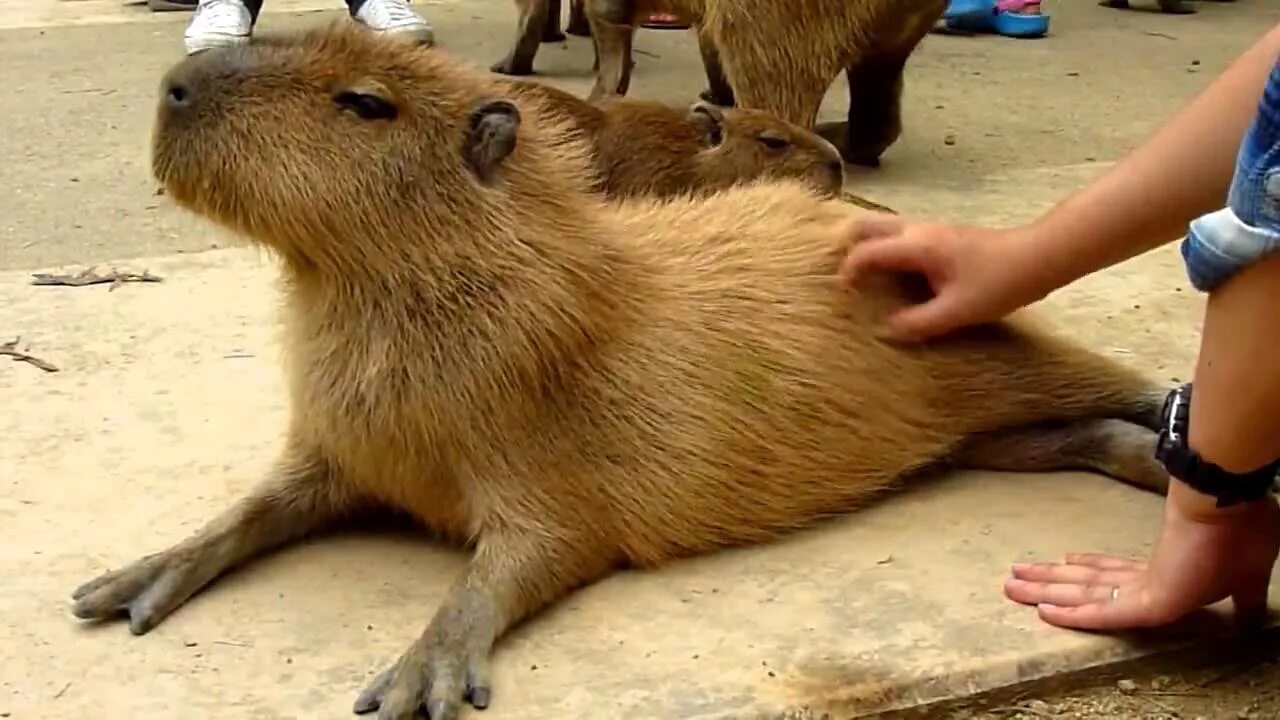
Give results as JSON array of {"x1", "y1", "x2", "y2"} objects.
[{"x1": 1023, "y1": 24, "x2": 1280, "y2": 294}]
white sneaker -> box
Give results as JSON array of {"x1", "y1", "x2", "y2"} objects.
[
  {"x1": 183, "y1": 0, "x2": 253, "y2": 55},
  {"x1": 354, "y1": 0, "x2": 435, "y2": 46}
]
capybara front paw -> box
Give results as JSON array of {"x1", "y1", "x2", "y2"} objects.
[
  {"x1": 353, "y1": 635, "x2": 492, "y2": 720},
  {"x1": 489, "y1": 57, "x2": 533, "y2": 76},
  {"x1": 70, "y1": 547, "x2": 209, "y2": 635}
]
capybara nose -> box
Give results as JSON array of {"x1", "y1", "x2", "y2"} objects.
[{"x1": 165, "y1": 81, "x2": 192, "y2": 111}]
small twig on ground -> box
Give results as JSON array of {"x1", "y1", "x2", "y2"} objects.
[
  {"x1": 988, "y1": 703, "x2": 1055, "y2": 718},
  {"x1": 31, "y1": 267, "x2": 163, "y2": 292},
  {"x1": 1143, "y1": 30, "x2": 1177, "y2": 41},
  {"x1": 840, "y1": 192, "x2": 897, "y2": 215},
  {"x1": 212, "y1": 639, "x2": 252, "y2": 648},
  {"x1": 52, "y1": 681, "x2": 71, "y2": 700},
  {"x1": 1, "y1": 337, "x2": 59, "y2": 373}
]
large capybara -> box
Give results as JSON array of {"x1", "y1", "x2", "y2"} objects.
[
  {"x1": 73, "y1": 24, "x2": 1170, "y2": 720},
  {"x1": 581, "y1": 0, "x2": 948, "y2": 167},
  {"x1": 492, "y1": 0, "x2": 592, "y2": 76},
  {"x1": 501, "y1": 78, "x2": 846, "y2": 198}
]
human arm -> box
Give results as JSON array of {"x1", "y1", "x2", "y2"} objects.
[
  {"x1": 1028, "y1": 21, "x2": 1280, "y2": 292},
  {"x1": 1004, "y1": 253, "x2": 1280, "y2": 631},
  {"x1": 837, "y1": 22, "x2": 1280, "y2": 341}
]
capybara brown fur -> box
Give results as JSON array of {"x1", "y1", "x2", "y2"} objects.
[
  {"x1": 492, "y1": 0, "x2": 592, "y2": 76},
  {"x1": 583, "y1": 0, "x2": 948, "y2": 167},
  {"x1": 72, "y1": 24, "x2": 1171, "y2": 720},
  {"x1": 501, "y1": 78, "x2": 846, "y2": 198}
]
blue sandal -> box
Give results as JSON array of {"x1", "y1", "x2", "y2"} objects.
[{"x1": 941, "y1": 0, "x2": 1050, "y2": 38}]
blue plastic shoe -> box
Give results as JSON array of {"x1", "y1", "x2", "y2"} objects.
[
  {"x1": 943, "y1": 0, "x2": 995, "y2": 22},
  {"x1": 942, "y1": 0, "x2": 1049, "y2": 38},
  {"x1": 991, "y1": 0, "x2": 1049, "y2": 38}
]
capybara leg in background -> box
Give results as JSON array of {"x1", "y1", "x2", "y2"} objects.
[
  {"x1": 952, "y1": 419, "x2": 1171, "y2": 496},
  {"x1": 69, "y1": 443, "x2": 351, "y2": 635},
  {"x1": 586, "y1": 0, "x2": 636, "y2": 100},
  {"x1": 541, "y1": 0, "x2": 591, "y2": 39},
  {"x1": 568, "y1": 0, "x2": 592, "y2": 35},
  {"x1": 697, "y1": 31, "x2": 735, "y2": 107},
  {"x1": 817, "y1": 5, "x2": 940, "y2": 167},
  {"x1": 814, "y1": 55, "x2": 907, "y2": 168},
  {"x1": 541, "y1": 0, "x2": 567, "y2": 41},
  {"x1": 493, "y1": 0, "x2": 556, "y2": 75},
  {"x1": 351, "y1": 533, "x2": 614, "y2": 719}
]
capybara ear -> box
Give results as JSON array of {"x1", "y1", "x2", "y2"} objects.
[
  {"x1": 464, "y1": 99, "x2": 521, "y2": 183},
  {"x1": 687, "y1": 101, "x2": 725, "y2": 147}
]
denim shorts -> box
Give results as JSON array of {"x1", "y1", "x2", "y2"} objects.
[{"x1": 1181, "y1": 59, "x2": 1280, "y2": 293}]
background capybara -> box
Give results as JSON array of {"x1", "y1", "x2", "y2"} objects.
[
  {"x1": 492, "y1": 0, "x2": 591, "y2": 76},
  {"x1": 71, "y1": 24, "x2": 1170, "y2": 720},
  {"x1": 492, "y1": 0, "x2": 733, "y2": 113},
  {"x1": 501, "y1": 78, "x2": 847, "y2": 198},
  {"x1": 577, "y1": 0, "x2": 948, "y2": 167}
]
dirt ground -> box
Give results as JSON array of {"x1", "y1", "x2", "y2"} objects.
[
  {"x1": 943, "y1": 654, "x2": 1280, "y2": 720},
  {"x1": 3, "y1": 0, "x2": 1280, "y2": 718}
]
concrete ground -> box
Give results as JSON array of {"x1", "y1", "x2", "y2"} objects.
[{"x1": 2, "y1": 0, "x2": 1279, "y2": 718}]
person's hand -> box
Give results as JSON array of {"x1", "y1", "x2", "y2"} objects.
[
  {"x1": 836, "y1": 214, "x2": 1058, "y2": 342},
  {"x1": 1003, "y1": 480, "x2": 1280, "y2": 631}
]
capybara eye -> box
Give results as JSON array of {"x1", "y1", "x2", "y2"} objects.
[
  {"x1": 757, "y1": 133, "x2": 791, "y2": 151},
  {"x1": 334, "y1": 91, "x2": 399, "y2": 121}
]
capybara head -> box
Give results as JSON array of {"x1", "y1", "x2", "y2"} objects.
[
  {"x1": 151, "y1": 22, "x2": 593, "y2": 264},
  {"x1": 686, "y1": 102, "x2": 845, "y2": 197}
]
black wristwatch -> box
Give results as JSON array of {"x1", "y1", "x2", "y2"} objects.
[{"x1": 1154, "y1": 383, "x2": 1280, "y2": 508}]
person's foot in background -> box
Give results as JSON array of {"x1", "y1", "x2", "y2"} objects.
[
  {"x1": 352, "y1": 0, "x2": 435, "y2": 46},
  {"x1": 182, "y1": 0, "x2": 435, "y2": 56}
]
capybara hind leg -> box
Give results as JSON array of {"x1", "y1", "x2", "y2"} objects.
[
  {"x1": 492, "y1": 0, "x2": 552, "y2": 75},
  {"x1": 354, "y1": 531, "x2": 613, "y2": 720},
  {"x1": 541, "y1": 0, "x2": 566, "y2": 42},
  {"x1": 70, "y1": 447, "x2": 349, "y2": 635},
  {"x1": 586, "y1": 1, "x2": 636, "y2": 100},
  {"x1": 697, "y1": 32, "x2": 735, "y2": 107},
  {"x1": 953, "y1": 419, "x2": 1170, "y2": 495},
  {"x1": 567, "y1": 0, "x2": 591, "y2": 36}
]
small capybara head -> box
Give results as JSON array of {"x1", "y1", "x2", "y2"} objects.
[
  {"x1": 151, "y1": 22, "x2": 591, "y2": 264},
  {"x1": 686, "y1": 102, "x2": 845, "y2": 197}
]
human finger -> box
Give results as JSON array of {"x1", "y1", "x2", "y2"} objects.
[
  {"x1": 837, "y1": 233, "x2": 931, "y2": 286},
  {"x1": 1035, "y1": 586, "x2": 1162, "y2": 631},
  {"x1": 876, "y1": 291, "x2": 969, "y2": 342},
  {"x1": 838, "y1": 212, "x2": 907, "y2": 245},
  {"x1": 1003, "y1": 578, "x2": 1121, "y2": 608},
  {"x1": 1009, "y1": 562, "x2": 1136, "y2": 588},
  {"x1": 1061, "y1": 553, "x2": 1147, "y2": 571}
]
